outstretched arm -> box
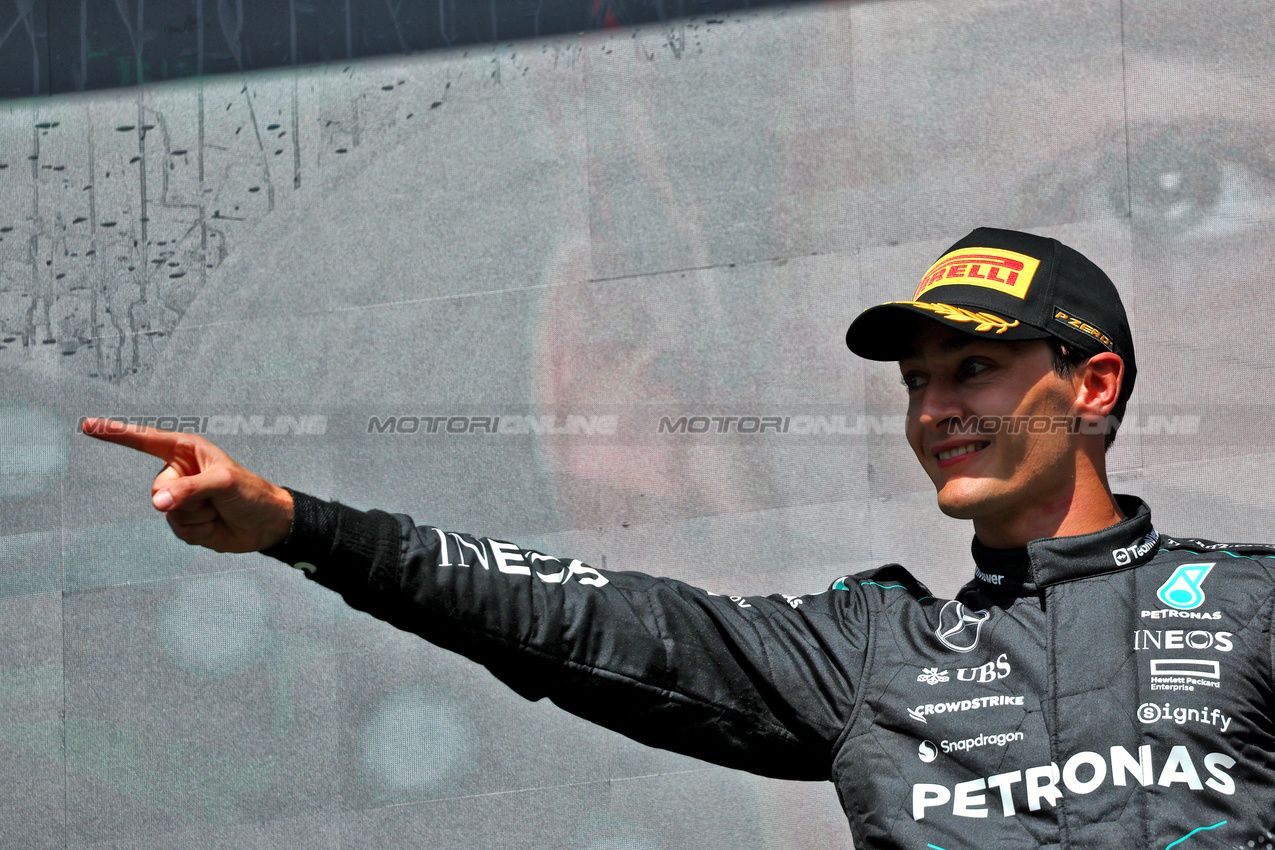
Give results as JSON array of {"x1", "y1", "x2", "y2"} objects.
[
  {"x1": 261, "y1": 489, "x2": 868, "y2": 780},
  {"x1": 82, "y1": 418, "x2": 867, "y2": 780}
]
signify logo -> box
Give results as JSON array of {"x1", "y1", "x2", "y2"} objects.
[{"x1": 1138, "y1": 702, "x2": 1232, "y2": 732}]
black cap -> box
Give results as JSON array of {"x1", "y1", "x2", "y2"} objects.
[{"x1": 846, "y1": 227, "x2": 1136, "y2": 400}]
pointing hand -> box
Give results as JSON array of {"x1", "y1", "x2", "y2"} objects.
[{"x1": 81, "y1": 417, "x2": 294, "y2": 553}]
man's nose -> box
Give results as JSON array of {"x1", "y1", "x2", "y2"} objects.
[{"x1": 916, "y1": 378, "x2": 964, "y2": 429}]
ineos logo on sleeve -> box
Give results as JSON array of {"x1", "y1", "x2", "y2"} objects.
[{"x1": 935, "y1": 600, "x2": 991, "y2": 653}]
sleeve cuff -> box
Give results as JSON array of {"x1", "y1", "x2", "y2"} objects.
[{"x1": 259, "y1": 487, "x2": 403, "y2": 585}]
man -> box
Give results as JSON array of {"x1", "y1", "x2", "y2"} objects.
[{"x1": 82, "y1": 227, "x2": 1275, "y2": 849}]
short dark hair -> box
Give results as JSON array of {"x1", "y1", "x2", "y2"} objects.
[{"x1": 1046, "y1": 339, "x2": 1128, "y2": 451}]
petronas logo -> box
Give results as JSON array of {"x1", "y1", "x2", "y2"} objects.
[{"x1": 1157, "y1": 563, "x2": 1215, "y2": 610}]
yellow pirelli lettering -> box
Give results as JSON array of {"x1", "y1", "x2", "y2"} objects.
[{"x1": 913, "y1": 248, "x2": 1041, "y2": 300}]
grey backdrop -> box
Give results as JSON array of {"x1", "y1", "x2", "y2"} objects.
[{"x1": 2, "y1": 0, "x2": 1274, "y2": 846}]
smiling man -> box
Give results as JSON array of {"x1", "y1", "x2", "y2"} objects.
[
  {"x1": 82, "y1": 227, "x2": 1275, "y2": 849},
  {"x1": 850, "y1": 227, "x2": 1133, "y2": 549}
]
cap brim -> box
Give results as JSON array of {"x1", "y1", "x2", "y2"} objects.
[{"x1": 846, "y1": 301, "x2": 1053, "y2": 361}]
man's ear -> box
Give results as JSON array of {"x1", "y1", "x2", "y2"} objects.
[{"x1": 1073, "y1": 352, "x2": 1124, "y2": 418}]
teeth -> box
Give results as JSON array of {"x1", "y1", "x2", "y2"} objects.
[{"x1": 937, "y1": 442, "x2": 988, "y2": 461}]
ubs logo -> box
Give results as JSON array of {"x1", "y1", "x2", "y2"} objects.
[{"x1": 935, "y1": 601, "x2": 991, "y2": 653}]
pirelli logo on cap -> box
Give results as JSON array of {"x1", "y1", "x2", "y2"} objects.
[{"x1": 913, "y1": 248, "x2": 1041, "y2": 301}]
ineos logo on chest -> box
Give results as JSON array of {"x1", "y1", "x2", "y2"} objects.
[{"x1": 935, "y1": 600, "x2": 991, "y2": 653}]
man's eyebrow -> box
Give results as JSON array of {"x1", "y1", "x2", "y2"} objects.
[{"x1": 898, "y1": 334, "x2": 979, "y2": 362}]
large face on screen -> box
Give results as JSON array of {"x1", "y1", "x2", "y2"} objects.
[{"x1": 531, "y1": 0, "x2": 1275, "y2": 532}]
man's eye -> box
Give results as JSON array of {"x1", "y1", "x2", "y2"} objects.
[
  {"x1": 1122, "y1": 126, "x2": 1273, "y2": 242},
  {"x1": 1018, "y1": 123, "x2": 1275, "y2": 245},
  {"x1": 900, "y1": 374, "x2": 925, "y2": 391},
  {"x1": 958, "y1": 361, "x2": 989, "y2": 380}
]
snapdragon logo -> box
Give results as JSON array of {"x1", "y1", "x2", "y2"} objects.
[
  {"x1": 912, "y1": 745, "x2": 1236, "y2": 820},
  {"x1": 936, "y1": 730, "x2": 1024, "y2": 755}
]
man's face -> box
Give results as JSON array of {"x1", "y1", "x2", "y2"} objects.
[{"x1": 899, "y1": 320, "x2": 1084, "y2": 526}]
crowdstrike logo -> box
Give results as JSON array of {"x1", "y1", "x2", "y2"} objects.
[
  {"x1": 1157, "y1": 563, "x2": 1214, "y2": 610},
  {"x1": 908, "y1": 695, "x2": 1024, "y2": 724},
  {"x1": 935, "y1": 601, "x2": 991, "y2": 653}
]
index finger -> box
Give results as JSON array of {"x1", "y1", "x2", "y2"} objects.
[{"x1": 80, "y1": 417, "x2": 188, "y2": 461}]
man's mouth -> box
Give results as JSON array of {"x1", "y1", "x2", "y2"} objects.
[{"x1": 935, "y1": 441, "x2": 990, "y2": 465}]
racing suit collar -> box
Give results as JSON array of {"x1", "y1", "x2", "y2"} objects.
[{"x1": 970, "y1": 494, "x2": 1157, "y2": 591}]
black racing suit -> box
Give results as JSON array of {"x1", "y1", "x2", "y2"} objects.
[{"x1": 262, "y1": 491, "x2": 1275, "y2": 850}]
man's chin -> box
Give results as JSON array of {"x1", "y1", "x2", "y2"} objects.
[{"x1": 934, "y1": 482, "x2": 1002, "y2": 520}]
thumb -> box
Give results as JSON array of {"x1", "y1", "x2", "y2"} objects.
[
  {"x1": 153, "y1": 466, "x2": 236, "y2": 512},
  {"x1": 152, "y1": 462, "x2": 183, "y2": 508}
]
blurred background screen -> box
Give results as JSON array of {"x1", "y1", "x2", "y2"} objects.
[{"x1": 1, "y1": 0, "x2": 1273, "y2": 846}]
